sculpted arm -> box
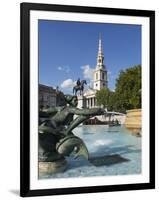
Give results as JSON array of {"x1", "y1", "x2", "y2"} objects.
[
  {"x1": 69, "y1": 107, "x2": 105, "y2": 116},
  {"x1": 64, "y1": 107, "x2": 105, "y2": 135},
  {"x1": 42, "y1": 106, "x2": 64, "y2": 115}
]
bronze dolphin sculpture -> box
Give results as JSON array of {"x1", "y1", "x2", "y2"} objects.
[{"x1": 56, "y1": 135, "x2": 89, "y2": 160}]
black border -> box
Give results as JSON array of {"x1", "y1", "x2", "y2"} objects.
[{"x1": 20, "y1": 2, "x2": 155, "y2": 197}]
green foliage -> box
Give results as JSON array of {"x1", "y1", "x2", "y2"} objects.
[
  {"x1": 114, "y1": 65, "x2": 141, "y2": 112},
  {"x1": 96, "y1": 88, "x2": 111, "y2": 108},
  {"x1": 95, "y1": 65, "x2": 141, "y2": 113}
]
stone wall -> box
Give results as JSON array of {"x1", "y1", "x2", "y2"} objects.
[
  {"x1": 97, "y1": 115, "x2": 126, "y2": 124},
  {"x1": 125, "y1": 109, "x2": 142, "y2": 136}
]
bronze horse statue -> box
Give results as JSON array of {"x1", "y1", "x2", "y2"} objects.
[{"x1": 73, "y1": 80, "x2": 87, "y2": 95}]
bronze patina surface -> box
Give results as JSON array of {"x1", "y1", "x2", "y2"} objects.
[{"x1": 39, "y1": 94, "x2": 105, "y2": 175}]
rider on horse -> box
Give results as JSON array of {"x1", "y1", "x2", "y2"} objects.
[
  {"x1": 73, "y1": 78, "x2": 87, "y2": 95},
  {"x1": 76, "y1": 78, "x2": 81, "y2": 87}
]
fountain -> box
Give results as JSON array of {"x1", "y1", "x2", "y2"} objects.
[
  {"x1": 38, "y1": 81, "x2": 141, "y2": 178},
  {"x1": 39, "y1": 94, "x2": 105, "y2": 176}
]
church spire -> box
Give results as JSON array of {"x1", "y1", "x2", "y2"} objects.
[
  {"x1": 98, "y1": 33, "x2": 102, "y2": 54},
  {"x1": 96, "y1": 34, "x2": 105, "y2": 69},
  {"x1": 94, "y1": 34, "x2": 108, "y2": 90}
]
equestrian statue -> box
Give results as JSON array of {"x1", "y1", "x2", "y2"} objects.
[{"x1": 73, "y1": 78, "x2": 87, "y2": 95}]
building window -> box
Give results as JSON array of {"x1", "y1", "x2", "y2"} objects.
[
  {"x1": 96, "y1": 83, "x2": 98, "y2": 87},
  {"x1": 102, "y1": 72, "x2": 105, "y2": 80},
  {"x1": 44, "y1": 95, "x2": 47, "y2": 101},
  {"x1": 103, "y1": 83, "x2": 105, "y2": 87}
]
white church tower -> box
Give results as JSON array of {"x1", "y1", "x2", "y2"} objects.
[{"x1": 93, "y1": 35, "x2": 108, "y2": 90}]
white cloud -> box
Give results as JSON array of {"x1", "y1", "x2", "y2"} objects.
[
  {"x1": 81, "y1": 65, "x2": 94, "y2": 80},
  {"x1": 57, "y1": 66, "x2": 70, "y2": 73},
  {"x1": 57, "y1": 66, "x2": 62, "y2": 70},
  {"x1": 61, "y1": 79, "x2": 75, "y2": 89}
]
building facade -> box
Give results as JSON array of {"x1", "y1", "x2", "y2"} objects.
[
  {"x1": 39, "y1": 84, "x2": 57, "y2": 108},
  {"x1": 79, "y1": 35, "x2": 108, "y2": 109}
]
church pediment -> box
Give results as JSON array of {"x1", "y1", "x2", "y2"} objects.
[{"x1": 83, "y1": 88, "x2": 96, "y2": 96}]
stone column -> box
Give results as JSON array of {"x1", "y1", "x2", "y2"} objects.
[
  {"x1": 94, "y1": 97, "x2": 95, "y2": 107},
  {"x1": 87, "y1": 98, "x2": 89, "y2": 108}
]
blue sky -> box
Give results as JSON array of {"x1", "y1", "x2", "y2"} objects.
[{"x1": 39, "y1": 20, "x2": 141, "y2": 93}]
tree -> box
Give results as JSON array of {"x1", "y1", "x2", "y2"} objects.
[
  {"x1": 114, "y1": 65, "x2": 141, "y2": 112},
  {"x1": 96, "y1": 87, "x2": 111, "y2": 108},
  {"x1": 95, "y1": 65, "x2": 141, "y2": 113},
  {"x1": 107, "y1": 91, "x2": 116, "y2": 111}
]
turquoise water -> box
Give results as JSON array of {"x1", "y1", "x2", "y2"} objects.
[{"x1": 44, "y1": 125, "x2": 141, "y2": 178}]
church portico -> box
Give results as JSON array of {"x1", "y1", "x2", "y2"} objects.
[{"x1": 86, "y1": 96, "x2": 96, "y2": 108}]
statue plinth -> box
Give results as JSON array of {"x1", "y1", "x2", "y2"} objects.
[
  {"x1": 77, "y1": 95, "x2": 85, "y2": 109},
  {"x1": 39, "y1": 158, "x2": 67, "y2": 177}
]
